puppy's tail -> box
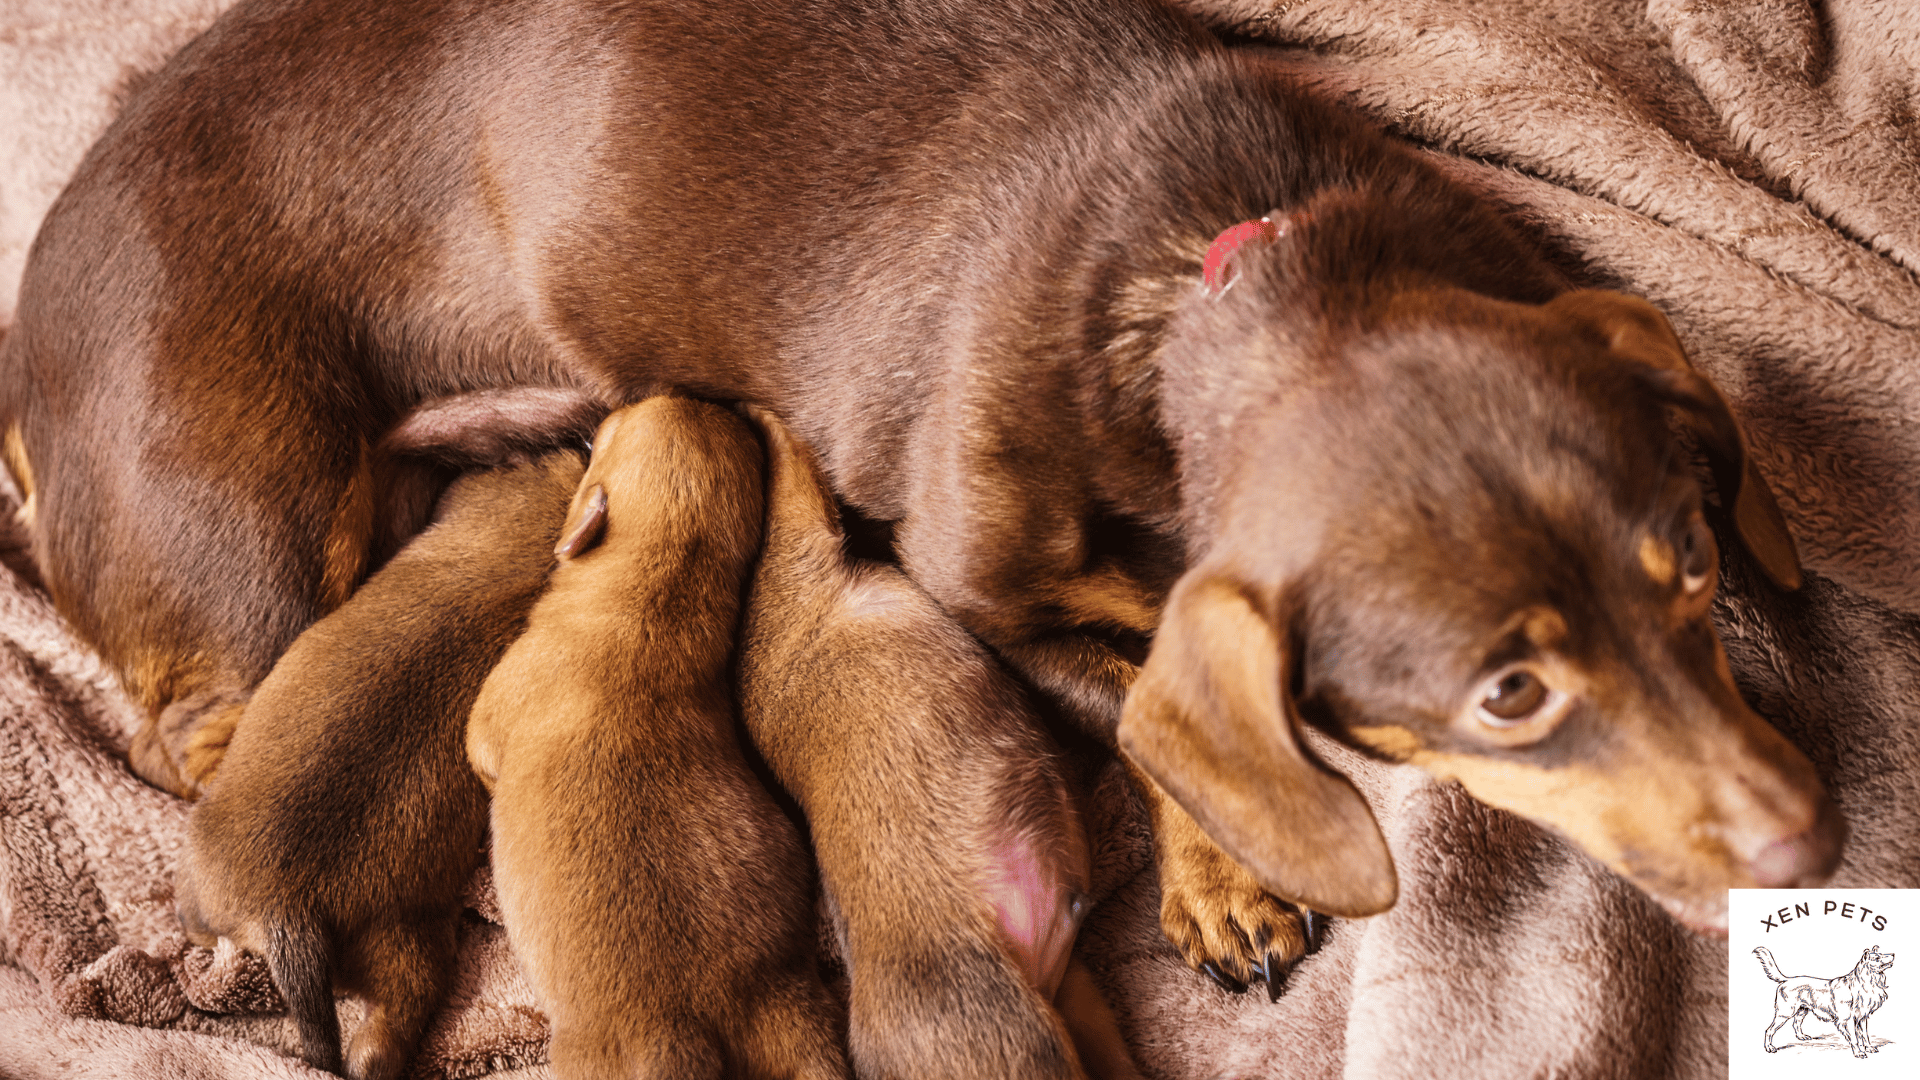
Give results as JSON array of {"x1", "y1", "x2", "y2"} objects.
[
  {"x1": 1753, "y1": 947, "x2": 1789, "y2": 984},
  {"x1": 266, "y1": 919, "x2": 343, "y2": 1075}
]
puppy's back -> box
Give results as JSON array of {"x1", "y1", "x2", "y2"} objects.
[
  {"x1": 176, "y1": 451, "x2": 583, "y2": 1079},
  {"x1": 738, "y1": 408, "x2": 1097, "y2": 1079},
  {"x1": 470, "y1": 398, "x2": 848, "y2": 1080}
]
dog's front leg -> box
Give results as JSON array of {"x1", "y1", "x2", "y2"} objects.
[
  {"x1": 1130, "y1": 764, "x2": 1323, "y2": 995},
  {"x1": 895, "y1": 448, "x2": 1322, "y2": 997},
  {"x1": 1840, "y1": 1005, "x2": 1867, "y2": 1058}
]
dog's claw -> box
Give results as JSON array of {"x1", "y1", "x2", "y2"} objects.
[
  {"x1": 1262, "y1": 952, "x2": 1293, "y2": 1002},
  {"x1": 1200, "y1": 960, "x2": 1248, "y2": 995},
  {"x1": 1149, "y1": 794, "x2": 1317, "y2": 999},
  {"x1": 1301, "y1": 910, "x2": 1327, "y2": 955}
]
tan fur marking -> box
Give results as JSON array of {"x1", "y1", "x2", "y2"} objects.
[
  {"x1": 1522, "y1": 607, "x2": 1568, "y2": 648},
  {"x1": 1408, "y1": 749, "x2": 1730, "y2": 885},
  {"x1": 320, "y1": 441, "x2": 378, "y2": 610},
  {"x1": 1054, "y1": 566, "x2": 1163, "y2": 634},
  {"x1": 182, "y1": 701, "x2": 247, "y2": 790},
  {"x1": 3, "y1": 423, "x2": 35, "y2": 529},
  {"x1": 125, "y1": 649, "x2": 200, "y2": 714},
  {"x1": 1348, "y1": 723, "x2": 1423, "y2": 761},
  {"x1": 1639, "y1": 535, "x2": 1677, "y2": 586}
]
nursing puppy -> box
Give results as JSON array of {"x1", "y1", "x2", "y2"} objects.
[
  {"x1": 466, "y1": 398, "x2": 846, "y2": 1080},
  {"x1": 738, "y1": 406, "x2": 1130, "y2": 1079},
  {"x1": 174, "y1": 451, "x2": 583, "y2": 1080}
]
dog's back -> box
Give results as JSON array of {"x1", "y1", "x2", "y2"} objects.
[
  {"x1": 0, "y1": 0, "x2": 1393, "y2": 758},
  {"x1": 467, "y1": 398, "x2": 848, "y2": 1080},
  {"x1": 175, "y1": 450, "x2": 582, "y2": 1079}
]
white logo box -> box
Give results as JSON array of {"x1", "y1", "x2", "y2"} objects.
[{"x1": 1728, "y1": 889, "x2": 1913, "y2": 1077}]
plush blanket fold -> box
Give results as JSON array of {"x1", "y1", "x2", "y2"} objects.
[{"x1": 4, "y1": 0, "x2": 1918, "y2": 1077}]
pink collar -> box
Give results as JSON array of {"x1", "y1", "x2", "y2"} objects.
[{"x1": 1201, "y1": 213, "x2": 1305, "y2": 296}]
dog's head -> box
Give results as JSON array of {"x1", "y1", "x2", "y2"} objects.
[
  {"x1": 1121, "y1": 283, "x2": 1842, "y2": 932},
  {"x1": 1862, "y1": 946, "x2": 1895, "y2": 976}
]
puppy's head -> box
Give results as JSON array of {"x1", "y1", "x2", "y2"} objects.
[
  {"x1": 553, "y1": 397, "x2": 763, "y2": 566},
  {"x1": 1123, "y1": 287, "x2": 1840, "y2": 932}
]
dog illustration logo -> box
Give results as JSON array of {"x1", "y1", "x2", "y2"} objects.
[{"x1": 1754, "y1": 944, "x2": 1895, "y2": 1058}]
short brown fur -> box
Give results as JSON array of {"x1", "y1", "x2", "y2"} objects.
[
  {"x1": 2, "y1": 0, "x2": 1841, "y2": 987},
  {"x1": 466, "y1": 399, "x2": 846, "y2": 1080},
  {"x1": 174, "y1": 451, "x2": 583, "y2": 1080},
  {"x1": 739, "y1": 405, "x2": 1142, "y2": 1078}
]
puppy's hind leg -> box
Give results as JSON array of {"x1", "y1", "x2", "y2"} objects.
[
  {"x1": 339, "y1": 916, "x2": 458, "y2": 1080},
  {"x1": 264, "y1": 919, "x2": 343, "y2": 1075},
  {"x1": 737, "y1": 979, "x2": 854, "y2": 1080}
]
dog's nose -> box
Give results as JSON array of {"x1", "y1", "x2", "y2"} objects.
[{"x1": 1748, "y1": 795, "x2": 1847, "y2": 887}]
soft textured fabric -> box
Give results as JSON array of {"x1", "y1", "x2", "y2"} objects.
[{"x1": 3, "y1": 1, "x2": 1917, "y2": 1077}]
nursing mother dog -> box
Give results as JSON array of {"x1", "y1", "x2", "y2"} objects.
[{"x1": 1, "y1": 0, "x2": 1840, "y2": 1022}]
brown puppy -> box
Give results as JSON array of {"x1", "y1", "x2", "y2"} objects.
[
  {"x1": 1, "y1": 0, "x2": 1841, "y2": 992},
  {"x1": 466, "y1": 398, "x2": 847, "y2": 1080},
  {"x1": 174, "y1": 450, "x2": 583, "y2": 1080},
  {"x1": 738, "y1": 405, "x2": 1120, "y2": 1079}
]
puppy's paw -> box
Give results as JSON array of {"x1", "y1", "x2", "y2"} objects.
[{"x1": 1145, "y1": 779, "x2": 1322, "y2": 1000}]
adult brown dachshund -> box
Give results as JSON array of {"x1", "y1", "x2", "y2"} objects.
[
  {"x1": 466, "y1": 399, "x2": 848, "y2": 1080},
  {"x1": 0, "y1": 0, "x2": 1842, "y2": 1005},
  {"x1": 175, "y1": 451, "x2": 582, "y2": 1080}
]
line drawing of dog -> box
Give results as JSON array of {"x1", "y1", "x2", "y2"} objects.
[{"x1": 1755, "y1": 944, "x2": 1895, "y2": 1058}]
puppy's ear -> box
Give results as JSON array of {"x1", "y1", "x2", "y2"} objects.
[
  {"x1": 1547, "y1": 290, "x2": 1802, "y2": 591},
  {"x1": 1118, "y1": 572, "x2": 1396, "y2": 918},
  {"x1": 555, "y1": 484, "x2": 608, "y2": 559}
]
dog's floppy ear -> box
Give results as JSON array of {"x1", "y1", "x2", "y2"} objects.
[
  {"x1": 1547, "y1": 290, "x2": 1802, "y2": 591},
  {"x1": 1118, "y1": 571, "x2": 1396, "y2": 918}
]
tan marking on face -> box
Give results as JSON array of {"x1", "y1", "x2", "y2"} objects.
[
  {"x1": 3, "y1": 422, "x2": 35, "y2": 529},
  {"x1": 1522, "y1": 607, "x2": 1568, "y2": 649},
  {"x1": 1408, "y1": 748, "x2": 1738, "y2": 890},
  {"x1": 1348, "y1": 724, "x2": 1424, "y2": 761},
  {"x1": 1639, "y1": 534, "x2": 1676, "y2": 586}
]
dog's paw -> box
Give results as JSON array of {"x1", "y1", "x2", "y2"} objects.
[{"x1": 1148, "y1": 794, "x2": 1322, "y2": 1001}]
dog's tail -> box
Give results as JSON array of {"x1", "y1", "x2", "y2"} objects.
[
  {"x1": 1753, "y1": 947, "x2": 1790, "y2": 983},
  {"x1": 265, "y1": 918, "x2": 343, "y2": 1075}
]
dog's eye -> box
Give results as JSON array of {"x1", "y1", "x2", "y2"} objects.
[
  {"x1": 1679, "y1": 513, "x2": 1715, "y2": 593},
  {"x1": 1478, "y1": 670, "x2": 1546, "y2": 724}
]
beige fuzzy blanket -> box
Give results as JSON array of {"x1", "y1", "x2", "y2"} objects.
[{"x1": 4, "y1": 0, "x2": 1918, "y2": 1077}]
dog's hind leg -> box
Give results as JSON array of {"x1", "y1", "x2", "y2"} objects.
[
  {"x1": 1763, "y1": 1007, "x2": 1792, "y2": 1053},
  {"x1": 340, "y1": 916, "x2": 458, "y2": 1080}
]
